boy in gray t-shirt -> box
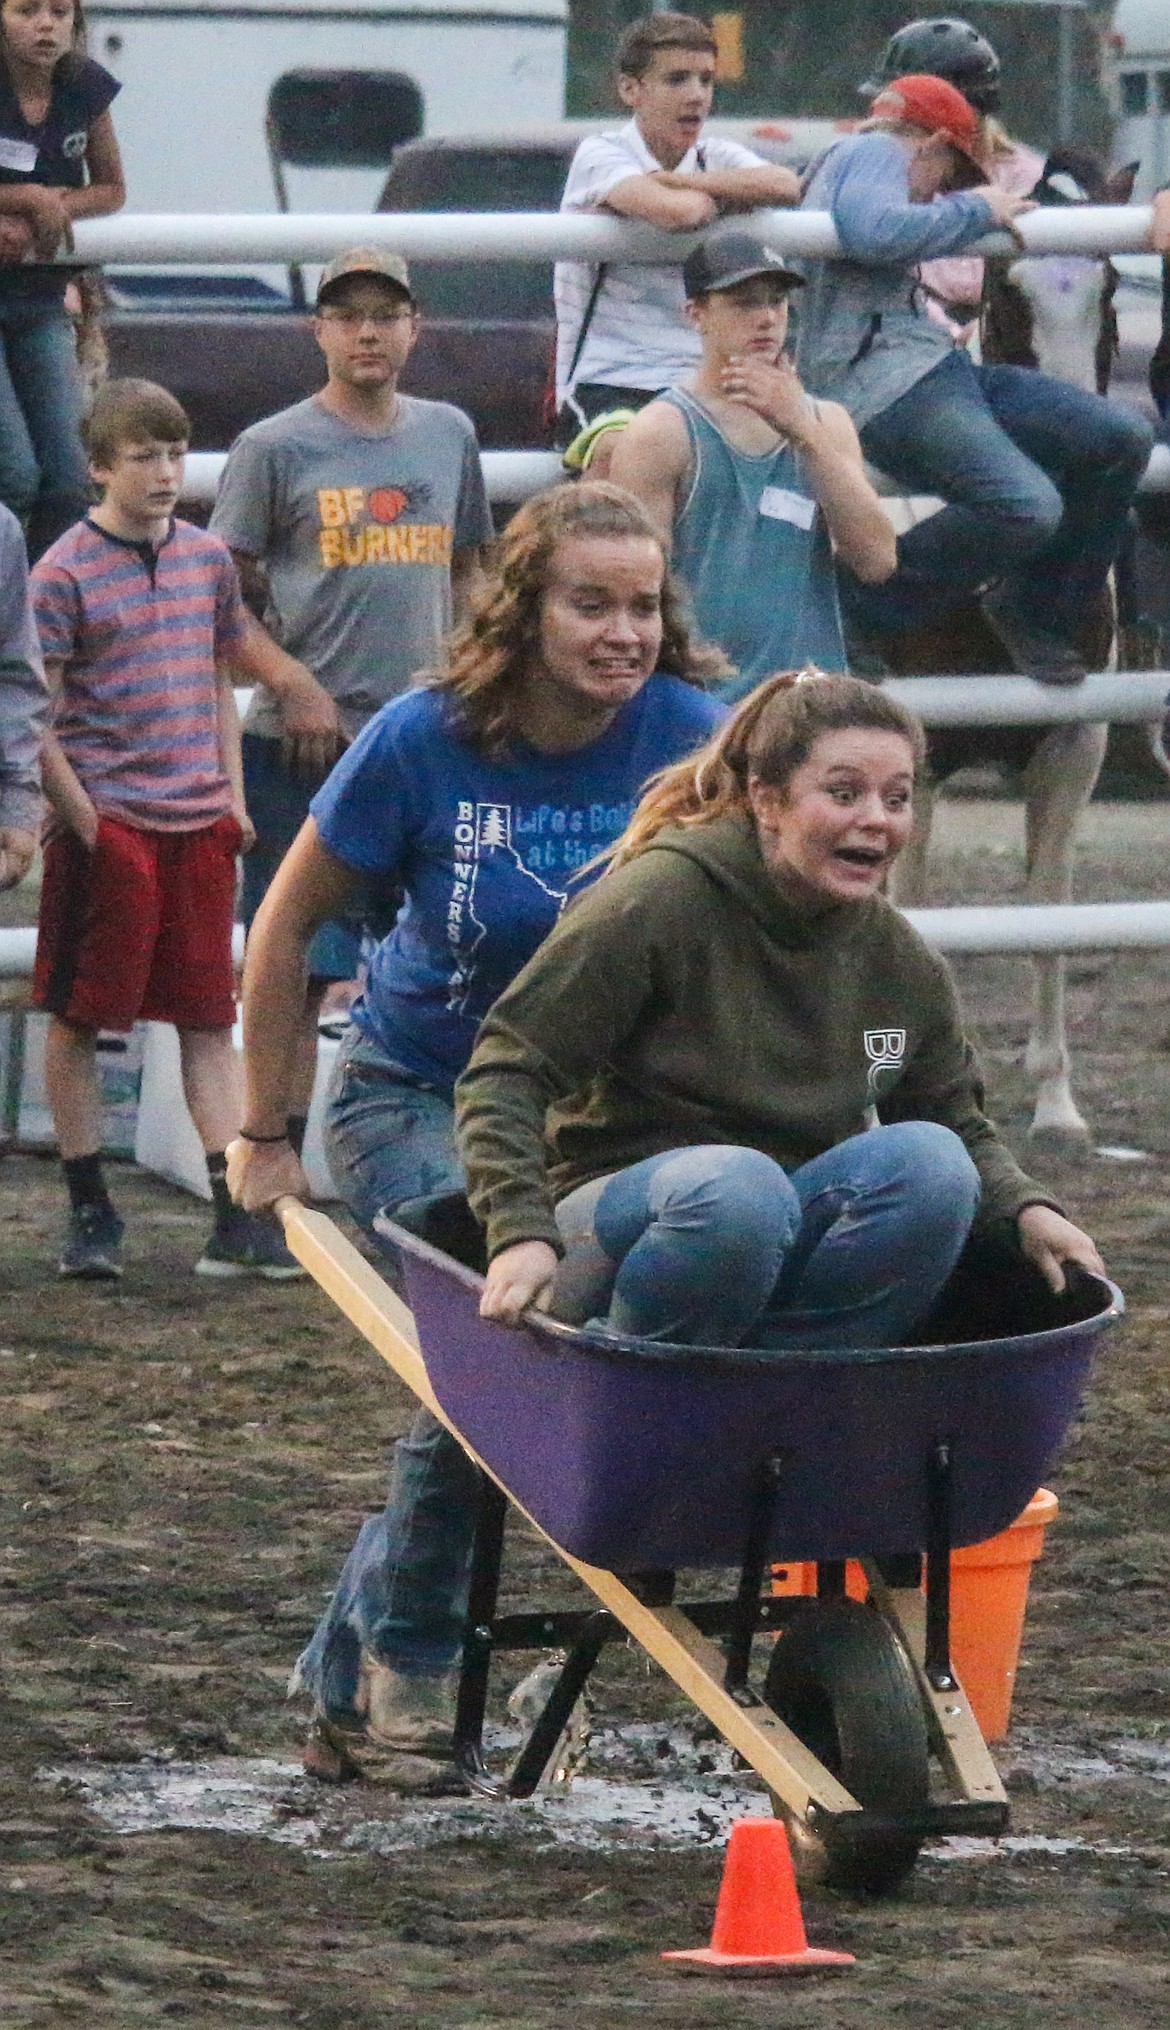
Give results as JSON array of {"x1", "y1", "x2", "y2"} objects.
[
  {"x1": 212, "y1": 390, "x2": 491, "y2": 742},
  {"x1": 210, "y1": 246, "x2": 492, "y2": 1148}
]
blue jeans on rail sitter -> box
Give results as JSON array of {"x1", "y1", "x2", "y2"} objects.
[
  {"x1": 292, "y1": 1027, "x2": 482, "y2": 1710},
  {"x1": 848, "y1": 348, "x2": 1154, "y2": 641},
  {"x1": 0, "y1": 303, "x2": 90, "y2": 559}
]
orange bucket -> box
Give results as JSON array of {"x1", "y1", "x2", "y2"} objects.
[
  {"x1": 949, "y1": 1488, "x2": 1058, "y2": 1739},
  {"x1": 770, "y1": 1489, "x2": 1058, "y2": 1742}
]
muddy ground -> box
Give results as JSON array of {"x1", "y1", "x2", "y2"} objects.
[{"x1": 4, "y1": 798, "x2": 1170, "y2": 2029}]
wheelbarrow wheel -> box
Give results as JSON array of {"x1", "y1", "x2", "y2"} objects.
[{"x1": 763, "y1": 1599, "x2": 930, "y2": 1896}]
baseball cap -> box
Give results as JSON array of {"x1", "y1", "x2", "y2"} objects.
[
  {"x1": 683, "y1": 229, "x2": 805, "y2": 301},
  {"x1": 316, "y1": 246, "x2": 413, "y2": 307},
  {"x1": 869, "y1": 72, "x2": 991, "y2": 174}
]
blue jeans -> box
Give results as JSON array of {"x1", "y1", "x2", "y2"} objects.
[
  {"x1": 241, "y1": 735, "x2": 400, "y2": 982},
  {"x1": 294, "y1": 1028, "x2": 481, "y2": 1704},
  {"x1": 850, "y1": 349, "x2": 1154, "y2": 638},
  {"x1": 553, "y1": 1125, "x2": 980, "y2": 1349},
  {"x1": 0, "y1": 303, "x2": 89, "y2": 559}
]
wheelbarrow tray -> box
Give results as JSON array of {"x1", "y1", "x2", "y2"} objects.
[{"x1": 386, "y1": 1221, "x2": 1120, "y2": 1570}]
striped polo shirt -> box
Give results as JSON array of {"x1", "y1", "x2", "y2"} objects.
[{"x1": 32, "y1": 516, "x2": 249, "y2": 831}]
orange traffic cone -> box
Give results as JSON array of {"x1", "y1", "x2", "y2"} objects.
[{"x1": 663, "y1": 1818, "x2": 855, "y2": 1977}]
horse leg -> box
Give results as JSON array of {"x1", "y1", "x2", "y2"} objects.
[
  {"x1": 888, "y1": 772, "x2": 935, "y2": 908},
  {"x1": 1021, "y1": 720, "x2": 1108, "y2": 1146}
]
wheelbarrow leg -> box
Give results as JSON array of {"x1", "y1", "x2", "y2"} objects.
[
  {"x1": 861, "y1": 1439, "x2": 1006, "y2": 1816},
  {"x1": 723, "y1": 1453, "x2": 784, "y2": 1695},
  {"x1": 453, "y1": 1471, "x2": 507, "y2": 1789},
  {"x1": 924, "y1": 1438, "x2": 956, "y2": 1692},
  {"x1": 506, "y1": 1611, "x2": 612, "y2": 1798}
]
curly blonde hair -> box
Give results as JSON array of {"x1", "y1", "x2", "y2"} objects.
[
  {"x1": 610, "y1": 669, "x2": 926, "y2": 866},
  {"x1": 429, "y1": 482, "x2": 727, "y2": 754}
]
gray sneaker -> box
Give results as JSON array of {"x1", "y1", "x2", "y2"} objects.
[
  {"x1": 59, "y1": 1203, "x2": 124, "y2": 1280},
  {"x1": 195, "y1": 1206, "x2": 305, "y2": 1281}
]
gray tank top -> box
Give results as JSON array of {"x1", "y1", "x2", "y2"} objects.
[{"x1": 664, "y1": 388, "x2": 847, "y2": 700}]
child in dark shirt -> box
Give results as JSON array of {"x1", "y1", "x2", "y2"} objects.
[{"x1": 0, "y1": 0, "x2": 125, "y2": 556}]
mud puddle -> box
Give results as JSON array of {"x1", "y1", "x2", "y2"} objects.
[{"x1": 42, "y1": 1722, "x2": 1170, "y2": 1866}]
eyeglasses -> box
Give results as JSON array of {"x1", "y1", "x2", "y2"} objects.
[{"x1": 318, "y1": 305, "x2": 416, "y2": 327}]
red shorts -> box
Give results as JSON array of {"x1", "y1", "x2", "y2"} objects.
[{"x1": 34, "y1": 814, "x2": 240, "y2": 1033}]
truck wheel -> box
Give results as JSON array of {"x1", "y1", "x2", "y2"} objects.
[{"x1": 763, "y1": 1599, "x2": 930, "y2": 1896}]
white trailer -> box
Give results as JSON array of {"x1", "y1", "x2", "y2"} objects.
[
  {"x1": 84, "y1": 0, "x2": 567, "y2": 215},
  {"x1": 1112, "y1": 0, "x2": 1170, "y2": 197}
]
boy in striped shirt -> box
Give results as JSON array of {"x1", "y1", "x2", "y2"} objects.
[{"x1": 31, "y1": 378, "x2": 308, "y2": 1282}]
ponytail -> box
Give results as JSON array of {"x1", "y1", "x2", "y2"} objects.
[{"x1": 610, "y1": 669, "x2": 926, "y2": 867}]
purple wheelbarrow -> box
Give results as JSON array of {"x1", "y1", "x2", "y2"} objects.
[{"x1": 283, "y1": 1193, "x2": 1122, "y2": 1896}]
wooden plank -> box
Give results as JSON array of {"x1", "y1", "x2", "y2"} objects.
[
  {"x1": 280, "y1": 1200, "x2": 861, "y2": 1821},
  {"x1": 578, "y1": 1591, "x2": 861, "y2": 1819},
  {"x1": 863, "y1": 1565, "x2": 1007, "y2": 1808}
]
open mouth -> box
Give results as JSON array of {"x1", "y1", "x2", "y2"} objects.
[{"x1": 833, "y1": 846, "x2": 886, "y2": 873}]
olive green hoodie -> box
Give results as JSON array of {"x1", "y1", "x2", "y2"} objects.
[{"x1": 455, "y1": 812, "x2": 1052, "y2": 1261}]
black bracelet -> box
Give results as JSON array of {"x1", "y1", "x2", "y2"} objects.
[{"x1": 238, "y1": 1128, "x2": 289, "y2": 1145}]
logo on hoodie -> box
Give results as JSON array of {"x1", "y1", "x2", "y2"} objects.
[{"x1": 864, "y1": 1028, "x2": 906, "y2": 1098}]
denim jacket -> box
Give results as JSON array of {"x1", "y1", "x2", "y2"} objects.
[{"x1": 794, "y1": 131, "x2": 996, "y2": 429}]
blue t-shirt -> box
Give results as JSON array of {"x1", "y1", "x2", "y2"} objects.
[{"x1": 310, "y1": 676, "x2": 725, "y2": 1091}]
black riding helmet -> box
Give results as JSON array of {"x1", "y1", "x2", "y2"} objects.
[{"x1": 859, "y1": 17, "x2": 1001, "y2": 115}]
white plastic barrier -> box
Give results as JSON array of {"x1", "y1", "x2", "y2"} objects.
[
  {"x1": 67, "y1": 204, "x2": 1159, "y2": 267},
  {"x1": 134, "y1": 1018, "x2": 339, "y2": 1202},
  {"x1": 0, "y1": 995, "x2": 338, "y2": 1195}
]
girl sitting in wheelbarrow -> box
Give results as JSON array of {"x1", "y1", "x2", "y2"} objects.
[{"x1": 458, "y1": 671, "x2": 1105, "y2": 1347}]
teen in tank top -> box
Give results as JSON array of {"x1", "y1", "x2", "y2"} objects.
[{"x1": 610, "y1": 228, "x2": 895, "y2": 698}]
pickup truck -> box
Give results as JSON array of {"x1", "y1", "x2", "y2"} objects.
[{"x1": 105, "y1": 119, "x2": 838, "y2": 452}]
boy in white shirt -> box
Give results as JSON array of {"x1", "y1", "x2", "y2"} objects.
[{"x1": 554, "y1": 11, "x2": 798, "y2": 446}]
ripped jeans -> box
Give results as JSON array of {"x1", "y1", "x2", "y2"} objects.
[
  {"x1": 292, "y1": 1028, "x2": 480, "y2": 1708},
  {"x1": 552, "y1": 1123, "x2": 980, "y2": 1348}
]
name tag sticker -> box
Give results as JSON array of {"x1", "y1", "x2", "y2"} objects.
[
  {"x1": 759, "y1": 485, "x2": 816, "y2": 530},
  {"x1": 0, "y1": 138, "x2": 37, "y2": 173}
]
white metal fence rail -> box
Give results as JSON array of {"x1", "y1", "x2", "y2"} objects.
[
  {"x1": 67, "y1": 204, "x2": 1161, "y2": 267},
  {"x1": 6, "y1": 905, "x2": 1170, "y2": 979},
  {"x1": 181, "y1": 447, "x2": 1170, "y2": 510}
]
